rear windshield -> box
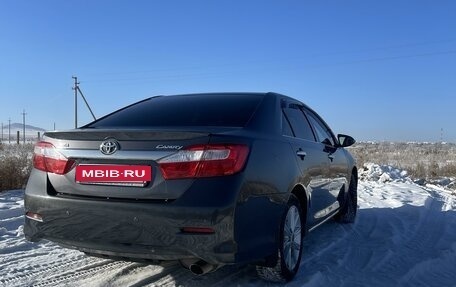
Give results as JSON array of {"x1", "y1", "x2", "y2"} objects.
[{"x1": 85, "y1": 94, "x2": 264, "y2": 128}]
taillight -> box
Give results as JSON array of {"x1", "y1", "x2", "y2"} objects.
[
  {"x1": 158, "y1": 144, "x2": 249, "y2": 179},
  {"x1": 33, "y1": 141, "x2": 75, "y2": 175}
]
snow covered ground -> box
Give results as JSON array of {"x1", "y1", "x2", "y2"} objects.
[{"x1": 1, "y1": 164, "x2": 455, "y2": 287}]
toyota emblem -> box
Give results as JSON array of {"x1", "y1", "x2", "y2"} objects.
[{"x1": 100, "y1": 139, "x2": 119, "y2": 155}]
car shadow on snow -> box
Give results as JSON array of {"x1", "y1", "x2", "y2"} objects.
[{"x1": 157, "y1": 203, "x2": 456, "y2": 287}]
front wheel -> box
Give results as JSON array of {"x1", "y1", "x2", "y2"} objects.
[{"x1": 256, "y1": 194, "x2": 304, "y2": 282}]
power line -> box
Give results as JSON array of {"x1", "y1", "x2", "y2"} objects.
[
  {"x1": 77, "y1": 86, "x2": 96, "y2": 121},
  {"x1": 79, "y1": 48, "x2": 456, "y2": 87},
  {"x1": 302, "y1": 50, "x2": 456, "y2": 70},
  {"x1": 82, "y1": 37, "x2": 456, "y2": 79}
]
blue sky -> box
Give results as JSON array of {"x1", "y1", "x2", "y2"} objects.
[{"x1": 1, "y1": 0, "x2": 455, "y2": 142}]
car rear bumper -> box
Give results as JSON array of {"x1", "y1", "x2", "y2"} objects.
[{"x1": 24, "y1": 193, "x2": 237, "y2": 264}]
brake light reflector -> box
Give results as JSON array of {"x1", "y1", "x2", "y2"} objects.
[
  {"x1": 33, "y1": 141, "x2": 75, "y2": 175},
  {"x1": 181, "y1": 227, "x2": 215, "y2": 234},
  {"x1": 158, "y1": 144, "x2": 249, "y2": 179}
]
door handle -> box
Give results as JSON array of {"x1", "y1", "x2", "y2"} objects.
[
  {"x1": 296, "y1": 150, "x2": 307, "y2": 160},
  {"x1": 328, "y1": 154, "x2": 334, "y2": 162}
]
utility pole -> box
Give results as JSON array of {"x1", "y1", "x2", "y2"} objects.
[
  {"x1": 72, "y1": 76, "x2": 96, "y2": 128},
  {"x1": 21, "y1": 109, "x2": 27, "y2": 144},
  {"x1": 1, "y1": 122, "x2": 3, "y2": 142},
  {"x1": 8, "y1": 118, "x2": 11, "y2": 144},
  {"x1": 72, "y1": 76, "x2": 78, "y2": 128}
]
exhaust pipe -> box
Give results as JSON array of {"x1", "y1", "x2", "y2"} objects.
[{"x1": 189, "y1": 260, "x2": 218, "y2": 275}]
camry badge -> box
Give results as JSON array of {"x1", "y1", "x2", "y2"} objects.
[
  {"x1": 100, "y1": 139, "x2": 119, "y2": 155},
  {"x1": 155, "y1": 145, "x2": 184, "y2": 150}
]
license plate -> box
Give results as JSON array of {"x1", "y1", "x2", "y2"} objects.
[{"x1": 76, "y1": 165, "x2": 152, "y2": 184}]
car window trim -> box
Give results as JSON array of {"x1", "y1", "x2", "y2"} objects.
[
  {"x1": 281, "y1": 110, "x2": 295, "y2": 137},
  {"x1": 281, "y1": 100, "x2": 316, "y2": 141},
  {"x1": 302, "y1": 107, "x2": 338, "y2": 147}
]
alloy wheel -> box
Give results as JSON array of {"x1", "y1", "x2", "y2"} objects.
[{"x1": 283, "y1": 205, "x2": 302, "y2": 270}]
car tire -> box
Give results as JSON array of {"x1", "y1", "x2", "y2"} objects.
[
  {"x1": 335, "y1": 173, "x2": 357, "y2": 223},
  {"x1": 256, "y1": 194, "x2": 304, "y2": 282}
]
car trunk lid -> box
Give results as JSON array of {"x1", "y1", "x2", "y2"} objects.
[{"x1": 41, "y1": 129, "x2": 214, "y2": 200}]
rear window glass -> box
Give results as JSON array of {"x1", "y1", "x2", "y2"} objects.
[{"x1": 86, "y1": 94, "x2": 263, "y2": 128}]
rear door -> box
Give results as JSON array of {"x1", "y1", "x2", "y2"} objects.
[
  {"x1": 303, "y1": 108, "x2": 349, "y2": 210},
  {"x1": 281, "y1": 101, "x2": 333, "y2": 226}
]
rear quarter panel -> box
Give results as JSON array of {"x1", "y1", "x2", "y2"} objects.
[{"x1": 232, "y1": 134, "x2": 300, "y2": 263}]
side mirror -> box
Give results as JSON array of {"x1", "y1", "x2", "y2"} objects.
[{"x1": 337, "y1": 134, "x2": 356, "y2": 147}]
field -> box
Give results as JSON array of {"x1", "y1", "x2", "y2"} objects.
[
  {"x1": 0, "y1": 144, "x2": 33, "y2": 192},
  {"x1": 348, "y1": 142, "x2": 456, "y2": 184}
]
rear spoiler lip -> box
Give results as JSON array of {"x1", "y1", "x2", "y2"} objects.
[{"x1": 42, "y1": 127, "x2": 242, "y2": 141}]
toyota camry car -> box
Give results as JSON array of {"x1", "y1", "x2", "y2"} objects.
[{"x1": 24, "y1": 92, "x2": 357, "y2": 282}]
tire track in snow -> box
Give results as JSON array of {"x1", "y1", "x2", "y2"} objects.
[
  {"x1": 0, "y1": 256, "x2": 92, "y2": 287},
  {"x1": 396, "y1": 188, "x2": 456, "y2": 286},
  {"x1": 354, "y1": 183, "x2": 455, "y2": 287},
  {"x1": 372, "y1": 196, "x2": 444, "y2": 275},
  {"x1": 30, "y1": 260, "x2": 133, "y2": 287}
]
